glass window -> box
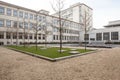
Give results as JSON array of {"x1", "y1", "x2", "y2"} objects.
[
  {"x1": 111, "y1": 32, "x2": 119, "y2": 40},
  {"x1": 19, "y1": 11, "x2": 23, "y2": 18},
  {"x1": 0, "y1": 32, "x2": 4, "y2": 39},
  {"x1": 29, "y1": 34, "x2": 33, "y2": 39},
  {"x1": 30, "y1": 14, "x2": 33, "y2": 20},
  {"x1": 24, "y1": 13, "x2": 28, "y2": 19},
  {"x1": 96, "y1": 33, "x2": 102, "y2": 41},
  {"x1": 19, "y1": 33, "x2": 23, "y2": 39},
  {"x1": 29, "y1": 23, "x2": 33, "y2": 29},
  {"x1": 7, "y1": 8, "x2": 12, "y2": 16},
  {"x1": 6, "y1": 20, "x2": 11, "y2": 27},
  {"x1": 13, "y1": 21, "x2": 18, "y2": 28},
  {"x1": 6, "y1": 32, "x2": 11, "y2": 39},
  {"x1": 39, "y1": 16, "x2": 42, "y2": 21},
  {"x1": 103, "y1": 32, "x2": 110, "y2": 40},
  {"x1": 24, "y1": 22, "x2": 28, "y2": 29},
  {"x1": 34, "y1": 15, "x2": 37, "y2": 20},
  {"x1": 13, "y1": 32, "x2": 17, "y2": 39},
  {"x1": 84, "y1": 34, "x2": 89, "y2": 40},
  {"x1": 0, "y1": 19, "x2": 4, "y2": 27},
  {"x1": 19, "y1": 22, "x2": 23, "y2": 28},
  {"x1": 13, "y1": 10, "x2": 18, "y2": 17},
  {"x1": 53, "y1": 35, "x2": 55, "y2": 40},
  {"x1": 0, "y1": 6, "x2": 4, "y2": 15}
]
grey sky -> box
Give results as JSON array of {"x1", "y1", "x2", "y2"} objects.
[{"x1": 1, "y1": 0, "x2": 120, "y2": 29}]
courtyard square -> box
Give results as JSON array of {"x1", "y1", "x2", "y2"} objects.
[{"x1": 0, "y1": 47, "x2": 120, "y2": 80}]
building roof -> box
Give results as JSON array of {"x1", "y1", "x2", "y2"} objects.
[{"x1": 104, "y1": 24, "x2": 120, "y2": 27}]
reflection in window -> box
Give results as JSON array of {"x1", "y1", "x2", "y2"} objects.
[
  {"x1": 7, "y1": 8, "x2": 12, "y2": 16},
  {"x1": 0, "y1": 19, "x2": 4, "y2": 27},
  {"x1": 19, "y1": 11, "x2": 23, "y2": 18},
  {"x1": 13, "y1": 10, "x2": 18, "y2": 17},
  {"x1": 6, "y1": 20, "x2": 11, "y2": 27},
  {"x1": 111, "y1": 32, "x2": 119, "y2": 40},
  {"x1": 96, "y1": 33, "x2": 102, "y2": 41},
  {"x1": 0, "y1": 6, "x2": 4, "y2": 15}
]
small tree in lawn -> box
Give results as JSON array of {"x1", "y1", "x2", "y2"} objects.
[
  {"x1": 22, "y1": 18, "x2": 27, "y2": 48},
  {"x1": 13, "y1": 21, "x2": 19, "y2": 46},
  {"x1": 51, "y1": 0, "x2": 66, "y2": 53},
  {"x1": 6, "y1": 23, "x2": 13, "y2": 45},
  {"x1": 33, "y1": 17, "x2": 42, "y2": 50},
  {"x1": 81, "y1": 10, "x2": 92, "y2": 51},
  {"x1": 41, "y1": 18, "x2": 52, "y2": 49}
]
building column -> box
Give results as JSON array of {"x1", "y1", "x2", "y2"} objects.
[
  {"x1": 10, "y1": 32, "x2": 13, "y2": 45},
  {"x1": 109, "y1": 32, "x2": 111, "y2": 41}
]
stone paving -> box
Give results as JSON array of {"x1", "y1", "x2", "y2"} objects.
[{"x1": 0, "y1": 46, "x2": 120, "y2": 80}]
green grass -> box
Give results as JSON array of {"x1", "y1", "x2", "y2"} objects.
[{"x1": 7, "y1": 46, "x2": 93, "y2": 58}]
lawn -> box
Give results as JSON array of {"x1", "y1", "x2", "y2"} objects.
[{"x1": 7, "y1": 46, "x2": 93, "y2": 58}]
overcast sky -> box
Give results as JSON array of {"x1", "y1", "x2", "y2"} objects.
[{"x1": 1, "y1": 0, "x2": 120, "y2": 29}]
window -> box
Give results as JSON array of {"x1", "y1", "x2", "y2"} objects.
[
  {"x1": 30, "y1": 14, "x2": 33, "y2": 20},
  {"x1": 6, "y1": 32, "x2": 11, "y2": 39},
  {"x1": 24, "y1": 13, "x2": 28, "y2": 19},
  {"x1": 25, "y1": 33, "x2": 28, "y2": 39},
  {"x1": 96, "y1": 33, "x2": 102, "y2": 41},
  {"x1": 19, "y1": 22, "x2": 23, "y2": 28},
  {"x1": 29, "y1": 34, "x2": 33, "y2": 39},
  {"x1": 34, "y1": 15, "x2": 37, "y2": 20},
  {"x1": 90, "y1": 38, "x2": 95, "y2": 41},
  {"x1": 6, "y1": 20, "x2": 11, "y2": 27},
  {"x1": 19, "y1": 11, "x2": 23, "y2": 18},
  {"x1": 13, "y1": 33, "x2": 17, "y2": 39},
  {"x1": 53, "y1": 35, "x2": 55, "y2": 40},
  {"x1": 84, "y1": 34, "x2": 89, "y2": 40},
  {"x1": 0, "y1": 6, "x2": 4, "y2": 15},
  {"x1": 0, "y1": 19, "x2": 4, "y2": 27},
  {"x1": 39, "y1": 16, "x2": 42, "y2": 21},
  {"x1": 13, "y1": 10, "x2": 18, "y2": 17},
  {"x1": 38, "y1": 34, "x2": 41, "y2": 39},
  {"x1": 111, "y1": 32, "x2": 119, "y2": 40},
  {"x1": 43, "y1": 34, "x2": 45, "y2": 40},
  {"x1": 29, "y1": 23, "x2": 33, "y2": 29},
  {"x1": 13, "y1": 21, "x2": 18, "y2": 28},
  {"x1": 0, "y1": 32, "x2": 4, "y2": 39},
  {"x1": 103, "y1": 32, "x2": 110, "y2": 40},
  {"x1": 24, "y1": 22, "x2": 28, "y2": 29},
  {"x1": 7, "y1": 8, "x2": 12, "y2": 16},
  {"x1": 19, "y1": 33, "x2": 23, "y2": 39}
]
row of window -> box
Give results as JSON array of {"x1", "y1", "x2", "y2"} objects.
[
  {"x1": 53, "y1": 28, "x2": 79, "y2": 34},
  {"x1": 53, "y1": 35, "x2": 79, "y2": 41},
  {"x1": 52, "y1": 18, "x2": 80, "y2": 29},
  {"x1": 0, "y1": 19, "x2": 34, "y2": 29},
  {"x1": 96, "y1": 32, "x2": 119, "y2": 41},
  {"x1": 0, "y1": 32, "x2": 45, "y2": 40},
  {"x1": 0, "y1": 6, "x2": 46, "y2": 21},
  {"x1": 84, "y1": 32, "x2": 119, "y2": 41}
]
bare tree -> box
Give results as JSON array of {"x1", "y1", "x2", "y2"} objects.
[
  {"x1": 32, "y1": 13, "x2": 42, "y2": 50},
  {"x1": 51, "y1": 0, "x2": 66, "y2": 53},
  {"x1": 6, "y1": 24, "x2": 13, "y2": 45},
  {"x1": 13, "y1": 21, "x2": 19, "y2": 46},
  {"x1": 81, "y1": 10, "x2": 92, "y2": 51},
  {"x1": 41, "y1": 16, "x2": 52, "y2": 48},
  {"x1": 22, "y1": 18, "x2": 29, "y2": 48}
]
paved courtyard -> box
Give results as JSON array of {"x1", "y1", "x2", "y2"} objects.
[{"x1": 0, "y1": 46, "x2": 120, "y2": 80}]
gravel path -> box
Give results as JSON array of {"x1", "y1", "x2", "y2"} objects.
[{"x1": 0, "y1": 47, "x2": 120, "y2": 80}]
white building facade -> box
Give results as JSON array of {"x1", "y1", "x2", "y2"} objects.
[
  {"x1": 53, "y1": 2, "x2": 93, "y2": 30},
  {"x1": 0, "y1": 1, "x2": 82, "y2": 45},
  {"x1": 80, "y1": 20, "x2": 120, "y2": 44}
]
